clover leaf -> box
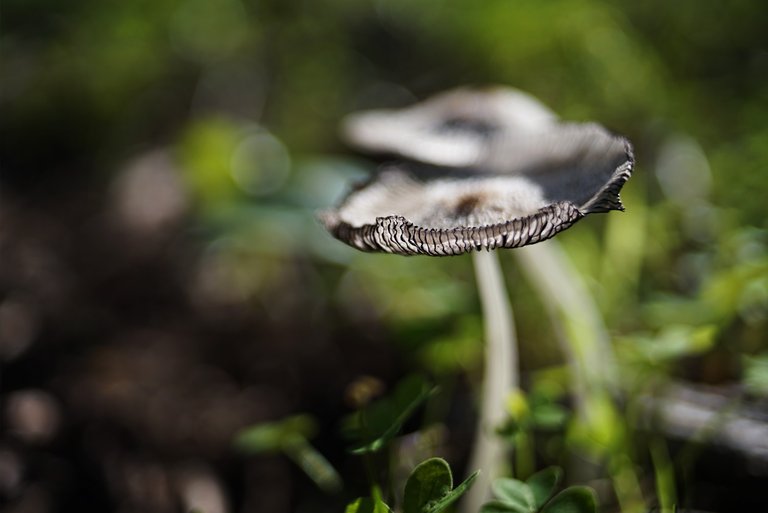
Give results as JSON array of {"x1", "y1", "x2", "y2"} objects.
[
  {"x1": 403, "y1": 458, "x2": 479, "y2": 513},
  {"x1": 481, "y1": 467, "x2": 595, "y2": 513}
]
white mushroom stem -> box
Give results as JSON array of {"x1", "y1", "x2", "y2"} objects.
[
  {"x1": 516, "y1": 241, "x2": 646, "y2": 509},
  {"x1": 515, "y1": 240, "x2": 617, "y2": 407},
  {"x1": 463, "y1": 249, "x2": 518, "y2": 513}
]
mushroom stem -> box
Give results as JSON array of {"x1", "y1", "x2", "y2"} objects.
[
  {"x1": 463, "y1": 249, "x2": 518, "y2": 513},
  {"x1": 515, "y1": 240, "x2": 617, "y2": 409}
]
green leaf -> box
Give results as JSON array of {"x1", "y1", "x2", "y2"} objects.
[
  {"x1": 235, "y1": 415, "x2": 342, "y2": 494},
  {"x1": 541, "y1": 486, "x2": 597, "y2": 513},
  {"x1": 234, "y1": 414, "x2": 317, "y2": 453},
  {"x1": 371, "y1": 485, "x2": 391, "y2": 513},
  {"x1": 403, "y1": 458, "x2": 479, "y2": 513},
  {"x1": 425, "y1": 469, "x2": 480, "y2": 513},
  {"x1": 479, "y1": 500, "x2": 528, "y2": 513},
  {"x1": 530, "y1": 403, "x2": 569, "y2": 430},
  {"x1": 403, "y1": 458, "x2": 453, "y2": 513},
  {"x1": 526, "y1": 467, "x2": 562, "y2": 508},
  {"x1": 491, "y1": 478, "x2": 535, "y2": 512},
  {"x1": 744, "y1": 352, "x2": 768, "y2": 397},
  {"x1": 345, "y1": 498, "x2": 372, "y2": 513},
  {"x1": 620, "y1": 324, "x2": 717, "y2": 364},
  {"x1": 344, "y1": 375, "x2": 435, "y2": 454},
  {"x1": 345, "y1": 497, "x2": 393, "y2": 513}
]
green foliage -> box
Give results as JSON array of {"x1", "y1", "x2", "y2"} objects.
[
  {"x1": 6, "y1": 1, "x2": 768, "y2": 511},
  {"x1": 235, "y1": 415, "x2": 342, "y2": 493},
  {"x1": 345, "y1": 495, "x2": 393, "y2": 513},
  {"x1": 418, "y1": 317, "x2": 484, "y2": 376},
  {"x1": 176, "y1": 117, "x2": 254, "y2": 210},
  {"x1": 526, "y1": 467, "x2": 563, "y2": 509},
  {"x1": 617, "y1": 324, "x2": 717, "y2": 366},
  {"x1": 539, "y1": 487, "x2": 596, "y2": 513},
  {"x1": 234, "y1": 414, "x2": 317, "y2": 452},
  {"x1": 744, "y1": 352, "x2": 768, "y2": 397},
  {"x1": 403, "y1": 458, "x2": 453, "y2": 513},
  {"x1": 497, "y1": 387, "x2": 569, "y2": 440},
  {"x1": 403, "y1": 458, "x2": 479, "y2": 513},
  {"x1": 343, "y1": 375, "x2": 436, "y2": 454},
  {"x1": 480, "y1": 468, "x2": 595, "y2": 513},
  {"x1": 346, "y1": 458, "x2": 478, "y2": 513},
  {"x1": 491, "y1": 478, "x2": 535, "y2": 512}
]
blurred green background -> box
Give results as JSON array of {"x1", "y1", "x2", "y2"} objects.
[{"x1": 2, "y1": 1, "x2": 767, "y2": 512}]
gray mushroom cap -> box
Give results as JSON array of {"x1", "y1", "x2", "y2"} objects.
[
  {"x1": 342, "y1": 87, "x2": 558, "y2": 168},
  {"x1": 320, "y1": 87, "x2": 634, "y2": 256}
]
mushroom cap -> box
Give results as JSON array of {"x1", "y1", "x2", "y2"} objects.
[
  {"x1": 342, "y1": 87, "x2": 557, "y2": 168},
  {"x1": 321, "y1": 87, "x2": 634, "y2": 256}
]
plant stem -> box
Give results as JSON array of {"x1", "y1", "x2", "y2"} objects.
[
  {"x1": 283, "y1": 438, "x2": 343, "y2": 493},
  {"x1": 650, "y1": 437, "x2": 677, "y2": 513},
  {"x1": 462, "y1": 250, "x2": 518, "y2": 513}
]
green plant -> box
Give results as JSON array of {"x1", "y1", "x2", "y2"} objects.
[
  {"x1": 479, "y1": 467, "x2": 596, "y2": 513},
  {"x1": 346, "y1": 457, "x2": 479, "y2": 513},
  {"x1": 343, "y1": 375, "x2": 436, "y2": 454},
  {"x1": 337, "y1": 374, "x2": 481, "y2": 512},
  {"x1": 234, "y1": 414, "x2": 342, "y2": 493}
]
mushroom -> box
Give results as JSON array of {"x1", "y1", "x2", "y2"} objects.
[
  {"x1": 320, "y1": 87, "x2": 633, "y2": 256},
  {"x1": 320, "y1": 87, "x2": 634, "y2": 510}
]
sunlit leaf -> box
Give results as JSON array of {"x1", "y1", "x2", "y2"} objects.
[
  {"x1": 632, "y1": 324, "x2": 717, "y2": 363},
  {"x1": 234, "y1": 414, "x2": 317, "y2": 453},
  {"x1": 505, "y1": 388, "x2": 530, "y2": 422},
  {"x1": 345, "y1": 496, "x2": 393, "y2": 513},
  {"x1": 744, "y1": 353, "x2": 768, "y2": 397},
  {"x1": 234, "y1": 415, "x2": 341, "y2": 493}
]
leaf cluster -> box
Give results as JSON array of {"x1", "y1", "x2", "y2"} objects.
[
  {"x1": 346, "y1": 458, "x2": 479, "y2": 513},
  {"x1": 480, "y1": 467, "x2": 596, "y2": 513}
]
